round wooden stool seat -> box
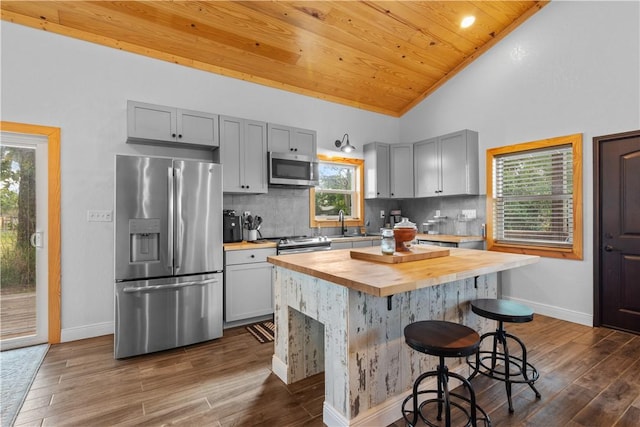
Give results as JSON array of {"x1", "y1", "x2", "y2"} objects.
[
  {"x1": 470, "y1": 299, "x2": 533, "y2": 323},
  {"x1": 467, "y1": 298, "x2": 540, "y2": 413},
  {"x1": 404, "y1": 320, "x2": 480, "y2": 358},
  {"x1": 402, "y1": 320, "x2": 490, "y2": 426}
]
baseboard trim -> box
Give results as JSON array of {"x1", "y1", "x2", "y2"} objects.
[
  {"x1": 501, "y1": 296, "x2": 593, "y2": 326},
  {"x1": 271, "y1": 355, "x2": 288, "y2": 384},
  {"x1": 60, "y1": 321, "x2": 113, "y2": 342}
]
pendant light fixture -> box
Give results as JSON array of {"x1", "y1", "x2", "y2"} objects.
[{"x1": 335, "y1": 134, "x2": 356, "y2": 153}]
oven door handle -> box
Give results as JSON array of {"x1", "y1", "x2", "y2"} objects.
[
  {"x1": 122, "y1": 278, "x2": 219, "y2": 293},
  {"x1": 278, "y1": 246, "x2": 332, "y2": 255}
]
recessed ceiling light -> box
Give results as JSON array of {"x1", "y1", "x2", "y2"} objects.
[{"x1": 461, "y1": 16, "x2": 476, "y2": 28}]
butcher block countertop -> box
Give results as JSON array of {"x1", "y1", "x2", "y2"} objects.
[
  {"x1": 268, "y1": 248, "x2": 538, "y2": 297},
  {"x1": 415, "y1": 233, "x2": 485, "y2": 243},
  {"x1": 223, "y1": 241, "x2": 277, "y2": 251}
]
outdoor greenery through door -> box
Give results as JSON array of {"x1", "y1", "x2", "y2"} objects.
[{"x1": 1, "y1": 144, "x2": 37, "y2": 341}]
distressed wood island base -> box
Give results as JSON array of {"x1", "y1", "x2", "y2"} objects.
[{"x1": 267, "y1": 248, "x2": 538, "y2": 426}]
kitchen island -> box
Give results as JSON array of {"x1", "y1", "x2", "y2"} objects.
[{"x1": 267, "y1": 247, "x2": 538, "y2": 426}]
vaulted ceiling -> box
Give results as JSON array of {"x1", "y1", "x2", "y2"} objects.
[{"x1": 1, "y1": 1, "x2": 548, "y2": 117}]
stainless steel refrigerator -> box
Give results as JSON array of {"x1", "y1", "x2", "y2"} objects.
[{"x1": 114, "y1": 155, "x2": 223, "y2": 358}]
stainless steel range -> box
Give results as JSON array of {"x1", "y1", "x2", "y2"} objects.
[{"x1": 276, "y1": 236, "x2": 332, "y2": 255}]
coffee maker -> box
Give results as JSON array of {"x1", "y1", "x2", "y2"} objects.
[
  {"x1": 390, "y1": 209, "x2": 402, "y2": 227},
  {"x1": 223, "y1": 210, "x2": 242, "y2": 243}
]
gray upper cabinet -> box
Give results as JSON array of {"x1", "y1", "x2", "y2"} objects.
[
  {"x1": 390, "y1": 143, "x2": 414, "y2": 198},
  {"x1": 220, "y1": 115, "x2": 267, "y2": 194},
  {"x1": 364, "y1": 142, "x2": 390, "y2": 199},
  {"x1": 414, "y1": 129, "x2": 479, "y2": 197},
  {"x1": 267, "y1": 123, "x2": 317, "y2": 156},
  {"x1": 127, "y1": 100, "x2": 219, "y2": 148}
]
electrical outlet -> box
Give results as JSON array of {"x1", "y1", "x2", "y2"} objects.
[
  {"x1": 462, "y1": 209, "x2": 477, "y2": 219},
  {"x1": 243, "y1": 211, "x2": 250, "y2": 217},
  {"x1": 380, "y1": 210, "x2": 385, "y2": 219},
  {"x1": 87, "y1": 210, "x2": 112, "y2": 222}
]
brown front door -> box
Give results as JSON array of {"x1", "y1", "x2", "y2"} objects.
[{"x1": 594, "y1": 130, "x2": 640, "y2": 334}]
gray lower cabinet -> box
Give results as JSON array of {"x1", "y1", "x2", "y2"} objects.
[
  {"x1": 331, "y1": 239, "x2": 379, "y2": 250},
  {"x1": 127, "y1": 100, "x2": 219, "y2": 148},
  {"x1": 331, "y1": 241, "x2": 353, "y2": 250},
  {"x1": 224, "y1": 248, "x2": 276, "y2": 322},
  {"x1": 219, "y1": 115, "x2": 268, "y2": 193},
  {"x1": 414, "y1": 130, "x2": 479, "y2": 197},
  {"x1": 417, "y1": 239, "x2": 485, "y2": 250}
]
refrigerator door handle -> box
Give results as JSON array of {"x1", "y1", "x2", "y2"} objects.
[
  {"x1": 167, "y1": 167, "x2": 174, "y2": 272},
  {"x1": 122, "y1": 278, "x2": 219, "y2": 293},
  {"x1": 175, "y1": 167, "x2": 183, "y2": 271}
]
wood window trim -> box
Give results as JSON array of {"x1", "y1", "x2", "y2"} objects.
[
  {"x1": 486, "y1": 133, "x2": 583, "y2": 260},
  {"x1": 309, "y1": 154, "x2": 364, "y2": 229},
  {"x1": 1, "y1": 121, "x2": 62, "y2": 343}
]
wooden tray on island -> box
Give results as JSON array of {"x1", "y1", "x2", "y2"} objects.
[{"x1": 349, "y1": 245, "x2": 450, "y2": 263}]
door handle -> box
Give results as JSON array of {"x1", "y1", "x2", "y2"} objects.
[
  {"x1": 604, "y1": 245, "x2": 615, "y2": 252},
  {"x1": 30, "y1": 232, "x2": 43, "y2": 248},
  {"x1": 122, "y1": 278, "x2": 219, "y2": 293},
  {"x1": 167, "y1": 167, "x2": 174, "y2": 271},
  {"x1": 174, "y1": 168, "x2": 183, "y2": 271}
]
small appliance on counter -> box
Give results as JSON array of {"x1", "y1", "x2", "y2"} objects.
[
  {"x1": 389, "y1": 209, "x2": 402, "y2": 226},
  {"x1": 223, "y1": 210, "x2": 242, "y2": 243}
]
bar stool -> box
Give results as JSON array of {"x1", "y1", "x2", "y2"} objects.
[
  {"x1": 467, "y1": 299, "x2": 541, "y2": 413},
  {"x1": 402, "y1": 320, "x2": 491, "y2": 427}
]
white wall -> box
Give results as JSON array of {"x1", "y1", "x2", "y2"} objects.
[
  {"x1": 401, "y1": 1, "x2": 640, "y2": 325},
  {"x1": 0, "y1": 21, "x2": 398, "y2": 340}
]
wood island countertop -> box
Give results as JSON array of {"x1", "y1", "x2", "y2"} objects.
[{"x1": 268, "y1": 247, "x2": 538, "y2": 297}]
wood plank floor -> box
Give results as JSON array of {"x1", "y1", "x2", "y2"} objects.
[
  {"x1": 1, "y1": 291, "x2": 36, "y2": 340},
  {"x1": 13, "y1": 315, "x2": 640, "y2": 426}
]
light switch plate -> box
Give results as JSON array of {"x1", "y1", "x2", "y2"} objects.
[{"x1": 87, "y1": 210, "x2": 112, "y2": 222}]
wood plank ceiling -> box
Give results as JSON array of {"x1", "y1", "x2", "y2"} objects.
[{"x1": 1, "y1": 1, "x2": 548, "y2": 117}]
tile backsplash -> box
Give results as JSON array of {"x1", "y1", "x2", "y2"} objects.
[
  {"x1": 225, "y1": 190, "x2": 486, "y2": 239},
  {"x1": 400, "y1": 195, "x2": 486, "y2": 236}
]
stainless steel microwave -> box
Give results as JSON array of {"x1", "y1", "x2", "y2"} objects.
[{"x1": 268, "y1": 152, "x2": 319, "y2": 187}]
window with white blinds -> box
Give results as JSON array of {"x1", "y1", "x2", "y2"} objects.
[
  {"x1": 487, "y1": 133, "x2": 583, "y2": 260},
  {"x1": 494, "y1": 145, "x2": 573, "y2": 246}
]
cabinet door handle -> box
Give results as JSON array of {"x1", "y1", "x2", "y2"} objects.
[
  {"x1": 172, "y1": 133, "x2": 176, "y2": 138},
  {"x1": 178, "y1": 134, "x2": 182, "y2": 138},
  {"x1": 250, "y1": 254, "x2": 255, "y2": 258},
  {"x1": 604, "y1": 245, "x2": 616, "y2": 252}
]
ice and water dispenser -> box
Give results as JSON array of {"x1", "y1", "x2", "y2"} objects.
[{"x1": 129, "y1": 218, "x2": 160, "y2": 263}]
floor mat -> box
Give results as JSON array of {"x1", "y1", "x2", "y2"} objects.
[
  {"x1": 1, "y1": 343, "x2": 49, "y2": 427},
  {"x1": 246, "y1": 321, "x2": 275, "y2": 343}
]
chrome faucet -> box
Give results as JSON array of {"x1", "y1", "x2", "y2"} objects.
[{"x1": 338, "y1": 209, "x2": 346, "y2": 236}]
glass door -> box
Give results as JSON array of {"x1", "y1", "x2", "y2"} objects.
[{"x1": 0, "y1": 132, "x2": 48, "y2": 350}]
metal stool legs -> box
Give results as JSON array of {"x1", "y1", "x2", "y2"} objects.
[
  {"x1": 468, "y1": 320, "x2": 541, "y2": 412},
  {"x1": 402, "y1": 356, "x2": 490, "y2": 427}
]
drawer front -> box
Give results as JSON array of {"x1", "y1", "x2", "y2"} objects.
[{"x1": 225, "y1": 248, "x2": 276, "y2": 265}]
